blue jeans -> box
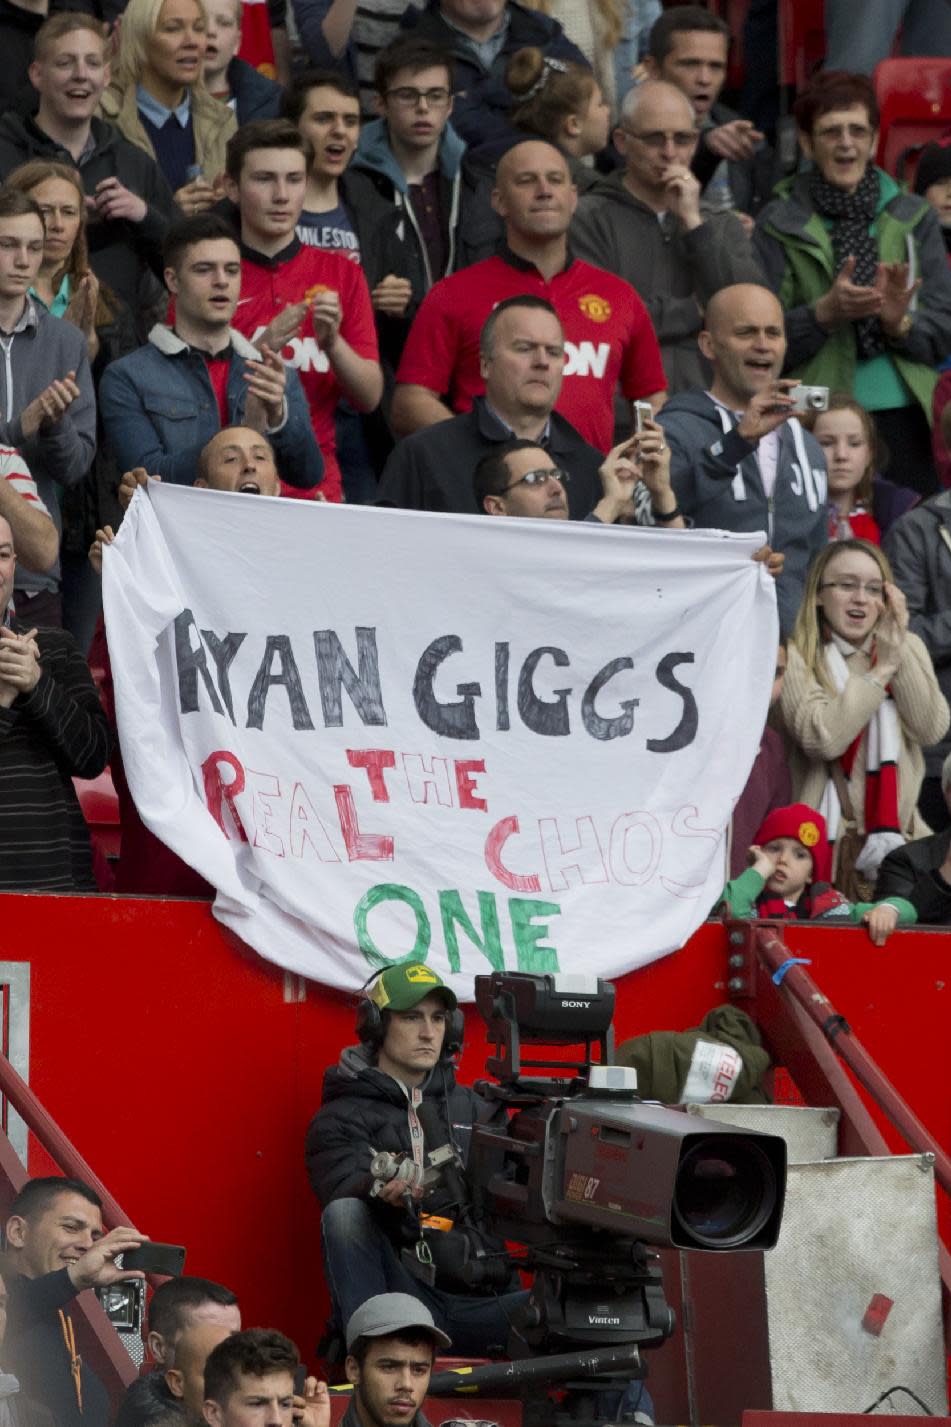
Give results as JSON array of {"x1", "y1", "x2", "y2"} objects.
[
  {"x1": 825, "y1": 0, "x2": 951, "y2": 70},
  {"x1": 320, "y1": 1198, "x2": 528, "y2": 1356}
]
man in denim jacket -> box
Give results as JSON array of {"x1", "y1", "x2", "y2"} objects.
[{"x1": 99, "y1": 214, "x2": 323, "y2": 494}]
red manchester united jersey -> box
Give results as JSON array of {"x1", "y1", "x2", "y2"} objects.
[
  {"x1": 394, "y1": 251, "x2": 665, "y2": 451},
  {"x1": 231, "y1": 240, "x2": 379, "y2": 501}
]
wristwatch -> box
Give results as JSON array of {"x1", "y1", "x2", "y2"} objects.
[{"x1": 890, "y1": 313, "x2": 913, "y2": 342}]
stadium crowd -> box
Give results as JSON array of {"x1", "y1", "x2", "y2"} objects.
[{"x1": 2, "y1": 0, "x2": 951, "y2": 929}]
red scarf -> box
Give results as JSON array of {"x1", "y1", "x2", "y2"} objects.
[
  {"x1": 756, "y1": 882, "x2": 850, "y2": 920},
  {"x1": 839, "y1": 664, "x2": 900, "y2": 845},
  {"x1": 829, "y1": 506, "x2": 881, "y2": 544}
]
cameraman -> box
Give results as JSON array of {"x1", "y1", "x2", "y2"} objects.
[{"x1": 305, "y1": 964, "x2": 526, "y2": 1355}]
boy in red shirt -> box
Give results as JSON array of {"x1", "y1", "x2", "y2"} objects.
[{"x1": 224, "y1": 119, "x2": 383, "y2": 500}]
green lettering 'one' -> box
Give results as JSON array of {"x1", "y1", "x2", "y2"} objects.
[
  {"x1": 509, "y1": 898, "x2": 561, "y2": 972},
  {"x1": 354, "y1": 883, "x2": 431, "y2": 967},
  {"x1": 438, "y1": 890, "x2": 504, "y2": 973}
]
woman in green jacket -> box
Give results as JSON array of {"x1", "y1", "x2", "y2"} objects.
[{"x1": 754, "y1": 70, "x2": 951, "y2": 498}]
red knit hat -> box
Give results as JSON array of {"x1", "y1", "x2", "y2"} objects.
[{"x1": 754, "y1": 803, "x2": 831, "y2": 884}]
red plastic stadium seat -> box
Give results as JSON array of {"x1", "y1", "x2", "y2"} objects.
[
  {"x1": 778, "y1": 0, "x2": 825, "y2": 90},
  {"x1": 707, "y1": 0, "x2": 751, "y2": 91},
  {"x1": 874, "y1": 57, "x2": 951, "y2": 183},
  {"x1": 73, "y1": 768, "x2": 121, "y2": 861}
]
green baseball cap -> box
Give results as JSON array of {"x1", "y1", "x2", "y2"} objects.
[{"x1": 367, "y1": 962, "x2": 458, "y2": 1013}]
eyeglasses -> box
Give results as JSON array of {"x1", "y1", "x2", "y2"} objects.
[
  {"x1": 819, "y1": 578, "x2": 885, "y2": 598},
  {"x1": 387, "y1": 86, "x2": 452, "y2": 108},
  {"x1": 503, "y1": 466, "x2": 570, "y2": 492},
  {"x1": 622, "y1": 128, "x2": 697, "y2": 150},
  {"x1": 814, "y1": 123, "x2": 873, "y2": 143}
]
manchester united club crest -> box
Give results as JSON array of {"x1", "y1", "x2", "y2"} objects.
[{"x1": 578, "y1": 293, "x2": 612, "y2": 322}]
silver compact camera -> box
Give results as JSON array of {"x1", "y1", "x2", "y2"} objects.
[{"x1": 789, "y1": 383, "x2": 829, "y2": 413}]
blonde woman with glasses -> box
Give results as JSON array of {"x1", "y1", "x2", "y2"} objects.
[{"x1": 781, "y1": 538, "x2": 948, "y2": 894}]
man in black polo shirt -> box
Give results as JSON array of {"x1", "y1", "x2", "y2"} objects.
[{"x1": 377, "y1": 295, "x2": 606, "y2": 516}]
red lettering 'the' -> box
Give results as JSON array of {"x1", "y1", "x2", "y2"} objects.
[
  {"x1": 455, "y1": 759, "x2": 487, "y2": 811},
  {"x1": 346, "y1": 748, "x2": 396, "y2": 802}
]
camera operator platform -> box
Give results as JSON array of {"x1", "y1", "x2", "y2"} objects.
[{"x1": 305, "y1": 963, "x2": 528, "y2": 1356}]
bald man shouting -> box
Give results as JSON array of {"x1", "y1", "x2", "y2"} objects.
[
  {"x1": 391, "y1": 138, "x2": 667, "y2": 453},
  {"x1": 657, "y1": 282, "x2": 829, "y2": 633}
]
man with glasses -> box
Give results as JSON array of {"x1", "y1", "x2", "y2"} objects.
[
  {"x1": 572, "y1": 80, "x2": 763, "y2": 394},
  {"x1": 351, "y1": 39, "x2": 497, "y2": 339},
  {"x1": 394, "y1": 0, "x2": 586, "y2": 153},
  {"x1": 474, "y1": 433, "x2": 680, "y2": 526}
]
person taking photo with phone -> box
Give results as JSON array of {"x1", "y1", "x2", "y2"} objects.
[
  {"x1": 657, "y1": 282, "x2": 829, "y2": 633},
  {"x1": 2, "y1": 1176, "x2": 149, "y2": 1427}
]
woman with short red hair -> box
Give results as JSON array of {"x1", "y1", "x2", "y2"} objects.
[{"x1": 754, "y1": 70, "x2": 951, "y2": 499}]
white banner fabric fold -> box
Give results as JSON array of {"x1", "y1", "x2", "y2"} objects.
[{"x1": 102, "y1": 483, "x2": 777, "y2": 1000}]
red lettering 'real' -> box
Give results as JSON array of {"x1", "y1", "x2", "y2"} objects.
[{"x1": 202, "y1": 750, "x2": 249, "y2": 842}]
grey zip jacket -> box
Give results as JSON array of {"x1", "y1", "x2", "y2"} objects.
[
  {"x1": 657, "y1": 387, "x2": 828, "y2": 634},
  {"x1": 3, "y1": 300, "x2": 95, "y2": 597}
]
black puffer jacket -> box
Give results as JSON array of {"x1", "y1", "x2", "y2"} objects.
[{"x1": 306, "y1": 1044, "x2": 497, "y2": 1224}]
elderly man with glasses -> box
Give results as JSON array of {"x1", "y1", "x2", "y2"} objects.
[{"x1": 571, "y1": 79, "x2": 764, "y2": 394}]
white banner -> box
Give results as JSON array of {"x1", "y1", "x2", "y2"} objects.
[{"x1": 103, "y1": 484, "x2": 777, "y2": 999}]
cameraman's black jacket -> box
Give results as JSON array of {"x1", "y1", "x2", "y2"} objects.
[{"x1": 306, "y1": 1043, "x2": 499, "y2": 1231}]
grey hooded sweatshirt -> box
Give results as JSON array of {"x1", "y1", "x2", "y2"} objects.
[{"x1": 570, "y1": 171, "x2": 765, "y2": 394}]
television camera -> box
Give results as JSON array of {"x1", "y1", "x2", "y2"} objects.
[{"x1": 375, "y1": 971, "x2": 786, "y2": 1422}]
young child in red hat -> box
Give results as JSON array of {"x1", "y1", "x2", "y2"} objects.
[{"x1": 718, "y1": 803, "x2": 916, "y2": 945}]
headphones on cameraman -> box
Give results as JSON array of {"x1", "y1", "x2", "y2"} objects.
[{"x1": 356, "y1": 969, "x2": 465, "y2": 1061}]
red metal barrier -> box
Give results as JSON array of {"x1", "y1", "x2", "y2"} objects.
[
  {"x1": 0, "y1": 893, "x2": 947, "y2": 1401},
  {"x1": 727, "y1": 920, "x2": 951, "y2": 1350}
]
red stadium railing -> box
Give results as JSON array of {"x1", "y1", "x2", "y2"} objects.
[
  {"x1": 0, "y1": 1053, "x2": 139, "y2": 1407},
  {"x1": 726, "y1": 919, "x2": 951, "y2": 1351}
]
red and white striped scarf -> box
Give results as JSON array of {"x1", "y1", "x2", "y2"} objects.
[{"x1": 818, "y1": 640, "x2": 904, "y2": 876}]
